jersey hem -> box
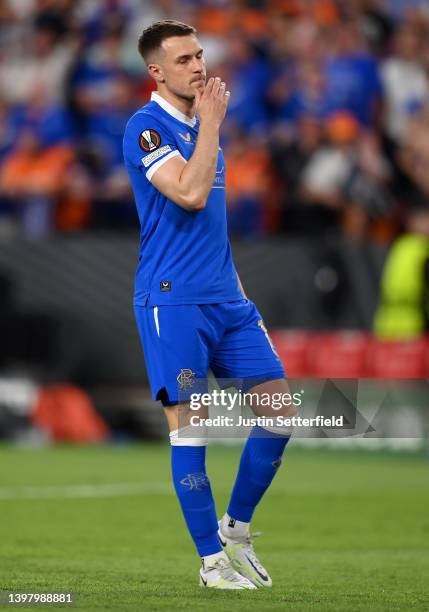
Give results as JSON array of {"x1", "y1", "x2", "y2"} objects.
[{"x1": 134, "y1": 294, "x2": 245, "y2": 307}]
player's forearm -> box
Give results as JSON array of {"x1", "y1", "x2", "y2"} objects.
[{"x1": 177, "y1": 122, "x2": 219, "y2": 210}]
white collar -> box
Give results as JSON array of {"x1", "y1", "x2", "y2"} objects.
[{"x1": 151, "y1": 92, "x2": 196, "y2": 128}]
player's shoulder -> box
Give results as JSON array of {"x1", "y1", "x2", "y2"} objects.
[
  {"x1": 124, "y1": 101, "x2": 173, "y2": 138},
  {"x1": 123, "y1": 100, "x2": 179, "y2": 172}
]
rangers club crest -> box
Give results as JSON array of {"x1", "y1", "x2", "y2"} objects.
[
  {"x1": 180, "y1": 472, "x2": 210, "y2": 491},
  {"x1": 177, "y1": 368, "x2": 196, "y2": 390}
]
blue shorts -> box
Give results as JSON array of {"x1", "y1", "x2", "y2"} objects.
[{"x1": 134, "y1": 298, "x2": 285, "y2": 404}]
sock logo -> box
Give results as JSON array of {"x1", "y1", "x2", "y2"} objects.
[
  {"x1": 272, "y1": 457, "x2": 282, "y2": 470},
  {"x1": 180, "y1": 472, "x2": 209, "y2": 491},
  {"x1": 228, "y1": 518, "x2": 236, "y2": 528}
]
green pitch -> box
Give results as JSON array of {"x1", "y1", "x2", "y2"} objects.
[{"x1": 0, "y1": 443, "x2": 428, "y2": 611}]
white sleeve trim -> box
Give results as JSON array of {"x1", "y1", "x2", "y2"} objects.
[{"x1": 146, "y1": 149, "x2": 181, "y2": 182}]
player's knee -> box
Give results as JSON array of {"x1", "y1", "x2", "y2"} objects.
[
  {"x1": 164, "y1": 402, "x2": 208, "y2": 432},
  {"x1": 247, "y1": 378, "x2": 299, "y2": 419}
]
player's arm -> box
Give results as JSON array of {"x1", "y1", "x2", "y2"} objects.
[{"x1": 151, "y1": 77, "x2": 230, "y2": 212}]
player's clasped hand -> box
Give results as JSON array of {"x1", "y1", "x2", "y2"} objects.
[{"x1": 195, "y1": 77, "x2": 230, "y2": 128}]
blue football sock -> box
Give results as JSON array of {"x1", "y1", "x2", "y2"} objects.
[
  {"x1": 171, "y1": 445, "x2": 222, "y2": 557},
  {"x1": 227, "y1": 425, "x2": 291, "y2": 523}
]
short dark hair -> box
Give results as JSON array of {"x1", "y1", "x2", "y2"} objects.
[{"x1": 138, "y1": 20, "x2": 197, "y2": 64}]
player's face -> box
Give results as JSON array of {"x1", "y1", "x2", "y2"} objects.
[{"x1": 156, "y1": 35, "x2": 206, "y2": 101}]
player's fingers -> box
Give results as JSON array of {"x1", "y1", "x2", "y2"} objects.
[
  {"x1": 211, "y1": 76, "x2": 221, "y2": 97},
  {"x1": 224, "y1": 90, "x2": 231, "y2": 106},
  {"x1": 194, "y1": 87, "x2": 202, "y2": 108},
  {"x1": 218, "y1": 81, "x2": 226, "y2": 99},
  {"x1": 203, "y1": 77, "x2": 214, "y2": 98}
]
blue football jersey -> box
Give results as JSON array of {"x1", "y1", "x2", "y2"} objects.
[{"x1": 123, "y1": 92, "x2": 242, "y2": 306}]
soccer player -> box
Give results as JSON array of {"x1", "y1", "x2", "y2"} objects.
[{"x1": 123, "y1": 20, "x2": 296, "y2": 590}]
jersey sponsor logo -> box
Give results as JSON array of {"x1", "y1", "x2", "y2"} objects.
[
  {"x1": 180, "y1": 472, "x2": 209, "y2": 491},
  {"x1": 139, "y1": 129, "x2": 161, "y2": 152},
  {"x1": 177, "y1": 368, "x2": 196, "y2": 390},
  {"x1": 214, "y1": 163, "x2": 225, "y2": 187},
  {"x1": 178, "y1": 131, "x2": 193, "y2": 144},
  {"x1": 141, "y1": 144, "x2": 172, "y2": 167},
  {"x1": 212, "y1": 157, "x2": 225, "y2": 187}
]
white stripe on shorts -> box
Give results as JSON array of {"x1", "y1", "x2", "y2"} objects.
[{"x1": 154, "y1": 306, "x2": 160, "y2": 337}]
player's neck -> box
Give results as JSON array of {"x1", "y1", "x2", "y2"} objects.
[{"x1": 155, "y1": 88, "x2": 196, "y2": 120}]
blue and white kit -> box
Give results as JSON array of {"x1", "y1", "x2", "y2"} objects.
[{"x1": 123, "y1": 92, "x2": 284, "y2": 403}]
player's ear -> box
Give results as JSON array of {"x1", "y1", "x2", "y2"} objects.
[{"x1": 148, "y1": 63, "x2": 165, "y2": 84}]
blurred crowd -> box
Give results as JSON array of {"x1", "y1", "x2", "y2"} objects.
[{"x1": 1, "y1": 0, "x2": 429, "y2": 240}]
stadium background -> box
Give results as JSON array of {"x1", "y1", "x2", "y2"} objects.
[{"x1": 0, "y1": 1, "x2": 428, "y2": 610}]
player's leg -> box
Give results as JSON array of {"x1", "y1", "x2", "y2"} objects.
[
  {"x1": 226, "y1": 377, "x2": 296, "y2": 525},
  {"x1": 164, "y1": 403, "x2": 220, "y2": 560},
  {"x1": 165, "y1": 401, "x2": 255, "y2": 589},
  {"x1": 218, "y1": 378, "x2": 296, "y2": 587},
  {"x1": 211, "y1": 301, "x2": 295, "y2": 586},
  {"x1": 134, "y1": 303, "x2": 255, "y2": 589}
]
